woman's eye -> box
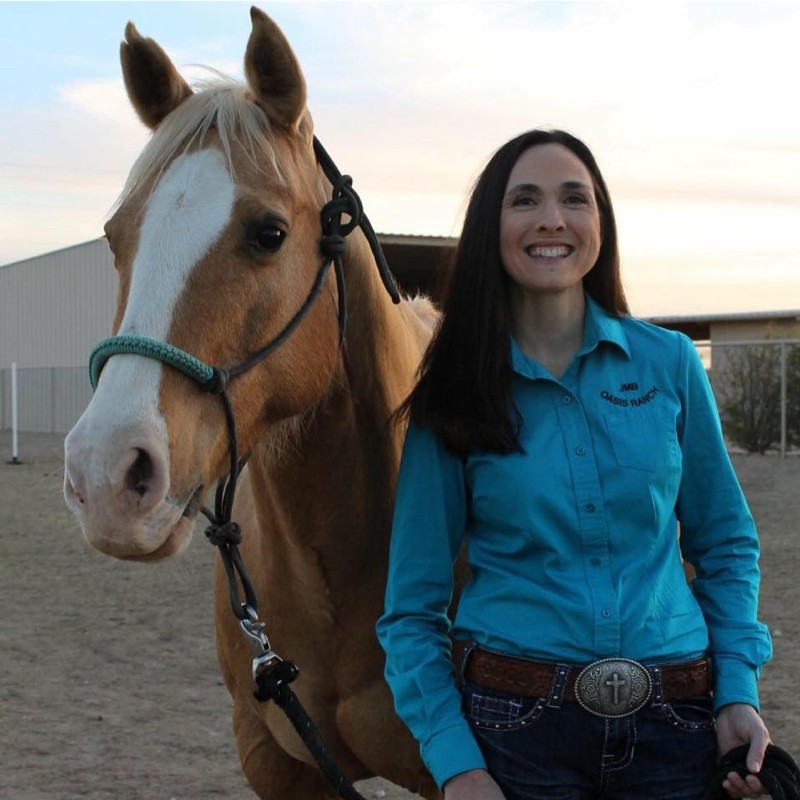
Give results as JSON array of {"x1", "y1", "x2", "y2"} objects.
[
  {"x1": 512, "y1": 195, "x2": 537, "y2": 207},
  {"x1": 564, "y1": 193, "x2": 589, "y2": 206}
]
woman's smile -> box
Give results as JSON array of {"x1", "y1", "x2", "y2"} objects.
[{"x1": 500, "y1": 143, "x2": 601, "y2": 297}]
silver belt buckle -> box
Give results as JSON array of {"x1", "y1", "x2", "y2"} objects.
[{"x1": 574, "y1": 658, "x2": 653, "y2": 718}]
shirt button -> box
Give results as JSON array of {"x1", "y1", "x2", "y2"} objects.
[
  {"x1": 585, "y1": 503, "x2": 596, "y2": 513},
  {"x1": 601, "y1": 608, "x2": 613, "y2": 619},
  {"x1": 575, "y1": 446, "x2": 586, "y2": 456},
  {"x1": 562, "y1": 395, "x2": 572, "y2": 405},
  {"x1": 590, "y1": 557, "x2": 601, "y2": 567}
]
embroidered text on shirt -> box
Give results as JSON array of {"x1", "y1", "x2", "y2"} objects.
[{"x1": 601, "y1": 386, "x2": 660, "y2": 408}]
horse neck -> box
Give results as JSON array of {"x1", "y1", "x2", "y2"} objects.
[
  {"x1": 339, "y1": 230, "x2": 429, "y2": 409},
  {"x1": 245, "y1": 227, "x2": 429, "y2": 575}
]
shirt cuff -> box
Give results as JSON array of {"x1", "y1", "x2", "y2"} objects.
[
  {"x1": 713, "y1": 655, "x2": 760, "y2": 713},
  {"x1": 422, "y1": 721, "x2": 487, "y2": 790}
]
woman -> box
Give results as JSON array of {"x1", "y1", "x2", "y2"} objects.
[{"x1": 376, "y1": 129, "x2": 772, "y2": 800}]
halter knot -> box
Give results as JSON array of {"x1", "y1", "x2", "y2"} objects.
[
  {"x1": 320, "y1": 234, "x2": 347, "y2": 257},
  {"x1": 205, "y1": 520, "x2": 242, "y2": 547},
  {"x1": 321, "y1": 175, "x2": 363, "y2": 239},
  {"x1": 203, "y1": 367, "x2": 230, "y2": 395}
]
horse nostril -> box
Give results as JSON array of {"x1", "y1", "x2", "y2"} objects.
[
  {"x1": 125, "y1": 448, "x2": 153, "y2": 498},
  {"x1": 64, "y1": 472, "x2": 86, "y2": 505}
]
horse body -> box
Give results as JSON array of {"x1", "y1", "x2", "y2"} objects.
[{"x1": 63, "y1": 9, "x2": 439, "y2": 798}]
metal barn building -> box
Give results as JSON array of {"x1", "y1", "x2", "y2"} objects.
[
  {"x1": 2, "y1": 237, "x2": 798, "y2": 436},
  {"x1": 0, "y1": 235, "x2": 454, "y2": 434},
  {"x1": 0, "y1": 239, "x2": 117, "y2": 434}
]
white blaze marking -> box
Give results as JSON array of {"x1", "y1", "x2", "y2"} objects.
[
  {"x1": 79, "y1": 148, "x2": 235, "y2": 449},
  {"x1": 120, "y1": 147, "x2": 235, "y2": 338}
]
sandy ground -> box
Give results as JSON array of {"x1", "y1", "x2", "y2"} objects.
[{"x1": 2, "y1": 431, "x2": 799, "y2": 799}]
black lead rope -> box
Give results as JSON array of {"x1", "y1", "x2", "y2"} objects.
[
  {"x1": 253, "y1": 665, "x2": 368, "y2": 800},
  {"x1": 201, "y1": 389, "x2": 257, "y2": 621},
  {"x1": 703, "y1": 744, "x2": 800, "y2": 800}
]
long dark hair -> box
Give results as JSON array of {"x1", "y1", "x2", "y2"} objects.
[{"x1": 400, "y1": 129, "x2": 628, "y2": 456}]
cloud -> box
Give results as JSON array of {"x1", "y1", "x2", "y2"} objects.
[
  {"x1": 626, "y1": 254, "x2": 800, "y2": 316},
  {"x1": 297, "y1": 1, "x2": 800, "y2": 216},
  {"x1": 59, "y1": 78, "x2": 141, "y2": 130},
  {"x1": 3, "y1": 1, "x2": 798, "y2": 315}
]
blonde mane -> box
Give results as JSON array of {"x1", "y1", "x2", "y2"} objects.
[{"x1": 116, "y1": 75, "x2": 284, "y2": 209}]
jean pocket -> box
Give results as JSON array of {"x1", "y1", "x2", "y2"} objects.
[
  {"x1": 463, "y1": 682, "x2": 546, "y2": 732},
  {"x1": 658, "y1": 694, "x2": 715, "y2": 732}
]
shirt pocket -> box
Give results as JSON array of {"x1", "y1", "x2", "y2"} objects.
[{"x1": 603, "y1": 406, "x2": 679, "y2": 473}]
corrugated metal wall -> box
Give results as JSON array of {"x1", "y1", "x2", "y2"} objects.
[
  {"x1": 1, "y1": 236, "x2": 797, "y2": 436},
  {"x1": 0, "y1": 367, "x2": 91, "y2": 434},
  {"x1": 0, "y1": 238, "x2": 116, "y2": 433},
  {"x1": 0, "y1": 237, "x2": 116, "y2": 368}
]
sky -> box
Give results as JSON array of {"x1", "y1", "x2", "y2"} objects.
[{"x1": 1, "y1": 0, "x2": 799, "y2": 317}]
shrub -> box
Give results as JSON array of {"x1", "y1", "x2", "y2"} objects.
[{"x1": 716, "y1": 343, "x2": 781, "y2": 454}]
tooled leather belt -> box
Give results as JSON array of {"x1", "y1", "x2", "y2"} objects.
[{"x1": 455, "y1": 642, "x2": 712, "y2": 719}]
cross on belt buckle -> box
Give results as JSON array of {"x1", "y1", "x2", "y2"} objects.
[{"x1": 574, "y1": 658, "x2": 653, "y2": 718}]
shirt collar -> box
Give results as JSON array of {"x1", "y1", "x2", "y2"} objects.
[
  {"x1": 510, "y1": 294, "x2": 630, "y2": 380},
  {"x1": 579, "y1": 294, "x2": 630, "y2": 359}
]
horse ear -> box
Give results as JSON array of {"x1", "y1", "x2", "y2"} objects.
[
  {"x1": 244, "y1": 7, "x2": 307, "y2": 131},
  {"x1": 120, "y1": 22, "x2": 193, "y2": 130}
]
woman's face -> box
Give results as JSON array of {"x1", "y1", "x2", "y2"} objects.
[{"x1": 499, "y1": 143, "x2": 602, "y2": 300}]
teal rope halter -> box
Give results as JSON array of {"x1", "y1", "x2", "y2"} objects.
[
  {"x1": 86, "y1": 135, "x2": 398, "y2": 618},
  {"x1": 89, "y1": 138, "x2": 397, "y2": 397},
  {"x1": 89, "y1": 335, "x2": 215, "y2": 391}
]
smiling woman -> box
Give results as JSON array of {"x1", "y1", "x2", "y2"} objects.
[
  {"x1": 499, "y1": 144, "x2": 602, "y2": 313},
  {"x1": 377, "y1": 128, "x2": 773, "y2": 800}
]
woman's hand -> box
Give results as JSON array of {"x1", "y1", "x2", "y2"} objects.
[
  {"x1": 443, "y1": 769, "x2": 506, "y2": 800},
  {"x1": 716, "y1": 703, "x2": 771, "y2": 798}
]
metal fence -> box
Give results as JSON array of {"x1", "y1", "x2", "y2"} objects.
[{"x1": 2, "y1": 339, "x2": 799, "y2": 456}]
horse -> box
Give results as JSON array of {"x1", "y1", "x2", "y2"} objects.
[{"x1": 63, "y1": 8, "x2": 444, "y2": 798}]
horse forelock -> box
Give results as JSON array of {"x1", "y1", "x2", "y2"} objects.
[{"x1": 115, "y1": 76, "x2": 286, "y2": 211}]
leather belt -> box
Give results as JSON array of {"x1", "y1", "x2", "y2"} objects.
[{"x1": 455, "y1": 642, "x2": 712, "y2": 718}]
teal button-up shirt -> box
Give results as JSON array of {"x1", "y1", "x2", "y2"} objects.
[{"x1": 376, "y1": 297, "x2": 772, "y2": 789}]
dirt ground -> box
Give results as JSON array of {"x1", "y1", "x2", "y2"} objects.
[{"x1": 2, "y1": 432, "x2": 799, "y2": 799}]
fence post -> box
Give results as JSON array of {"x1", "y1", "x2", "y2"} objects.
[
  {"x1": 780, "y1": 342, "x2": 787, "y2": 459},
  {"x1": 7, "y1": 362, "x2": 22, "y2": 465}
]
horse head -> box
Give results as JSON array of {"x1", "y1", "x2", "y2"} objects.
[{"x1": 64, "y1": 8, "x2": 354, "y2": 561}]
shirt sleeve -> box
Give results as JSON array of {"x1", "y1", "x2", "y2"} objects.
[
  {"x1": 375, "y1": 421, "x2": 486, "y2": 789},
  {"x1": 674, "y1": 334, "x2": 773, "y2": 711}
]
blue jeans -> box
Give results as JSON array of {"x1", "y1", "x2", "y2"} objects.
[{"x1": 461, "y1": 667, "x2": 718, "y2": 800}]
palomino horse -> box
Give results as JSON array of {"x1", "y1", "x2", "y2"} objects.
[{"x1": 63, "y1": 8, "x2": 442, "y2": 798}]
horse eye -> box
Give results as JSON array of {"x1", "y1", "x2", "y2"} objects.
[{"x1": 247, "y1": 221, "x2": 286, "y2": 253}]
